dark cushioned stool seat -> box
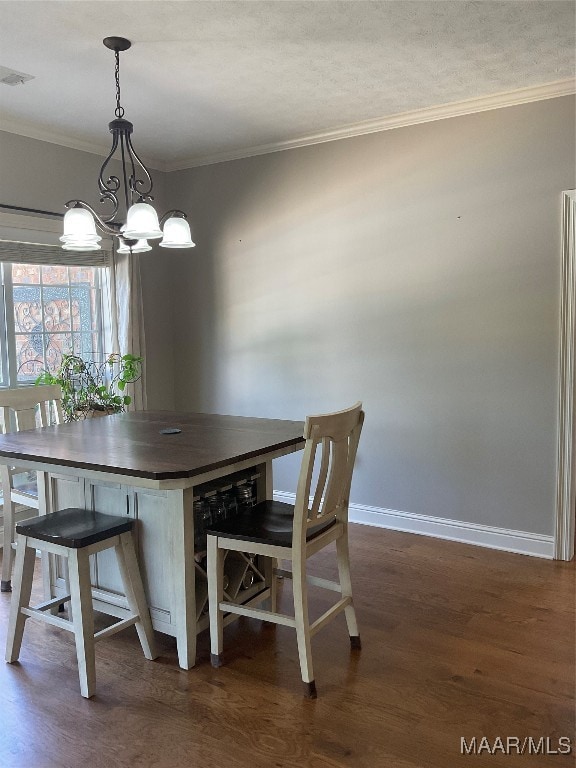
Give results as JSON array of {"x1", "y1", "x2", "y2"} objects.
[
  {"x1": 205, "y1": 499, "x2": 336, "y2": 547},
  {"x1": 16, "y1": 508, "x2": 134, "y2": 549}
]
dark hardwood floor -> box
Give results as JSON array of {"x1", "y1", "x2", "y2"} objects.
[{"x1": 0, "y1": 525, "x2": 574, "y2": 768}]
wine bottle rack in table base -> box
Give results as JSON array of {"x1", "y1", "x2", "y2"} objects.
[{"x1": 192, "y1": 469, "x2": 268, "y2": 629}]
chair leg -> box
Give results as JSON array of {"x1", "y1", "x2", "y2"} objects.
[
  {"x1": 263, "y1": 556, "x2": 278, "y2": 613},
  {"x1": 336, "y1": 531, "x2": 361, "y2": 649},
  {"x1": 207, "y1": 534, "x2": 224, "y2": 667},
  {"x1": 68, "y1": 549, "x2": 96, "y2": 698},
  {"x1": 5, "y1": 535, "x2": 36, "y2": 663},
  {"x1": 292, "y1": 556, "x2": 316, "y2": 698},
  {"x1": 61, "y1": 558, "x2": 72, "y2": 619},
  {"x1": 115, "y1": 532, "x2": 157, "y2": 660},
  {"x1": 1, "y1": 466, "x2": 15, "y2": 592}
]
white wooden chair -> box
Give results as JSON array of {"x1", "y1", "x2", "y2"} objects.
[
  {"x1": 207, "y1": 402, "x2": 364, "y2": 698},
  {"x1": 0, "y1": 385, "x2": 63, "y2": 591}
]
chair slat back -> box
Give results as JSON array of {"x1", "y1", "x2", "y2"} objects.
[
  {"x1": 293, "y1": 402, "x2": 364, "y2": 548},
  {"x1": 0, "y1": 385, "x2": 64, "y2": 434}
]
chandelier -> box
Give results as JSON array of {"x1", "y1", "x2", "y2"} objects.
[{"x1": 61, "y1": 37, "x2": 194, "y2": 253}]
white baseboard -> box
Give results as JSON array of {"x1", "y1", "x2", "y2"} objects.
[{"x1": 273, "y1": 491, "x2": 555, "y2": 559}]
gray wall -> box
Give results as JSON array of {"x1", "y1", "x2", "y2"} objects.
[
  {"x1": 167, "y1": 96, "x2": 575, "y2": 536},
  {"x1": 2, "y1": 97, "x2": 574, "y2": 536},
  {"x1": 0, "y1": 131, "x2": 176, "y2": 409}
]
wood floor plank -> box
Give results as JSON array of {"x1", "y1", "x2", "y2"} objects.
[{"x1": 0, "y1": 525, "x2": 574, "y2": 768}]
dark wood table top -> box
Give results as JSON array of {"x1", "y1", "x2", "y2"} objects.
[{"x1": 0, "y1": 411, "x2": 305, "y2": 481}]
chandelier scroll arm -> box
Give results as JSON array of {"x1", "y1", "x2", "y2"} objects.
[
  {"x1": 97, "y1": 129, "x2": 121, "y2": 222},
  {"x1": 118, "y1": 130, "x2": 132, "y2": 214},
  {"x1": 125, "y1": 133, "x2": 154, "y2": 202}
]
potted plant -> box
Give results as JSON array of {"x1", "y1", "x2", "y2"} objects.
[{"x1": 35, "y1": 353, "x2": 143, "y2": 422}]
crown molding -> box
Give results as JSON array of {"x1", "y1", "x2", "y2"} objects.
[
  {"x1": 0, "y1": 117, "x2": 167, "y2": 172},
  {"x1": 1, "y1": 79, "x2": 573, "y2": 174},
  {"x1": 167, "y1": 79, "x2": 576, "y2": 171}
]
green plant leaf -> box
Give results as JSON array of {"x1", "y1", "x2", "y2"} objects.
[{"x1": 33, "y1": 352, "x2": 142, "y2": 421}]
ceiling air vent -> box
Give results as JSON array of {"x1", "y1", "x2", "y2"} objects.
[{"x1": 0, "y1": 66, "x2": 35, "y2": 86}]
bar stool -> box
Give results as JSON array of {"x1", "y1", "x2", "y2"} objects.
[
  {"x1": 207, "y1": 402, "x2": 364, "y2": 698},
  {"x1": 5, "y1": 508, "x2": 157, "y2": 698}
]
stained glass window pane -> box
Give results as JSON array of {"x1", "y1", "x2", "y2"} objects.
[
  {"x1": 14, "y1": 334, "x2": 43, "y2": 380},
  {"x1": 41, "y1": 291, "x2": 72, "y2": 332},
  {"x1": 69, "y1": 266, "x2": 96, "y2": 285},
  {"x1": 75, "y1": 334, "x2": 98, "y2": 357},
  {"x1": 71, "y1": 298, "x2": 81, "y2": 331},
  {"x1": 13, "y1": 287, "x2": 42, "y2": 334},
  {"x1": 41, "y1": 265, "x2": 67, "y2": 284},
  {"x1": 12, "y1": 265, "x2": 40, "y2": 284}
]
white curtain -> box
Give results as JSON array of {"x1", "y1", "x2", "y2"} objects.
[{"x1": 103, "y1": 248, "x2": 147, "y2": 411}]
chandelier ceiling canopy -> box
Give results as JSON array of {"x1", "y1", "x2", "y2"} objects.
[{"x1": 61, "y1": 36, "x2": 194, "y2": 253}]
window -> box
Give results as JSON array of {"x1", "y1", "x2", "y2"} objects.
[
  {"x1": 1, "y1": 263, "x2": 105, "y2": 386},
  {"x1": 0, "y1": 212, "x2": 113, "y2": 389}
]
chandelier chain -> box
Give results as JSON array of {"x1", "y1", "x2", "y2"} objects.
[{"x1": 114, "y1": 49, "x2": 124, "y2": 119}]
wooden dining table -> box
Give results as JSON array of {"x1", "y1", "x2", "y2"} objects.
[{"x1": 0, "y1": 410, "x2": 305, "y2": 668}]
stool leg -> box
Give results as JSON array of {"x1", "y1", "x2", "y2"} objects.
[
  {"x1": 207, "y1": 534, "x2": 224, "y2": 667},
  {"x1": 115, "y1": 532, "x2": 157, "y2": 660},
  {"x1": 1, "y1": 465, "x2": 15, "y2": 592},
  {"x1": 5, "y1": 534, "x2": 36, "y2": 662},
  {"x1": 68, "y1": 549, "x2": 96, "y2": 698}
]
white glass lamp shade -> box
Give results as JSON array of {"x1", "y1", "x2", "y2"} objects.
[
  {"x1": 123, "y1": 202, "x2": 163, "y2": 240},
  {"x1": 61, "y1": 240, "x2": 102, "y2": 251},
  {"x1": 60, "y1": 207, "x2": 101, "y2": 250},
  {"x1": 159, "y1": 216, "x2": 196, "y2": 248},
  {"x1": 117, "y1": 238, "x2": 152, "y2": 254}
]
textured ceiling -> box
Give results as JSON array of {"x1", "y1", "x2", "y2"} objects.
[{"x1": 0, "y1": 1, "x2": 574, "y2": 169}]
